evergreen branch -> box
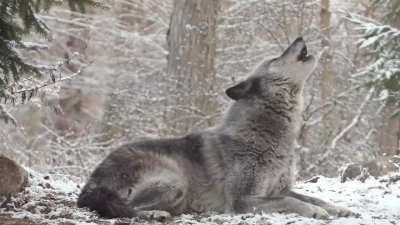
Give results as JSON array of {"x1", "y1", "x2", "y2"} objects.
[
  {"x1": 0, "y1": 64, "x2": 87, "y2": 106},
  {"x1": 14, "y1": 67, "x2": 84, "y2": 95},
  {"x1": 0, "y1": 0, "x2": 98, "y2": 96}
]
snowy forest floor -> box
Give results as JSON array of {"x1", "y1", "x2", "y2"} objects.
[{"x1": 0, "y1": 169, "x2": 399, "y2": 225}]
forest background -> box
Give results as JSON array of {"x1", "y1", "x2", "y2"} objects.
[{"x1": 1, "y1": 0, "x2": 400, "y2": 183}]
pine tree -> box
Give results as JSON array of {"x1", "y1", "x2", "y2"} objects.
[
  {"x1": 0, "y1": 0, "x2": 98, "y2": 101},
  {"x1": 352, "y1": 0, "x2": 400, "y2": 157},
  {"x1": 353, "y1": 0, "x2": 400, "y2": 108},
  {"x1": 0, "y1": 0, "x2": 98, "y2": 123}
]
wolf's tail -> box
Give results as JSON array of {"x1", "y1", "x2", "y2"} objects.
[{"x1": 77, "y1": 187, "x2": 134, "y2": 218}]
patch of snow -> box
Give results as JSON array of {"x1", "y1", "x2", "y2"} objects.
[
  {"x1": 295, "y1": 176, "x2": 400, "y2": 225},
  {"x1": 375, "y1": 90, "x2": 389, "y2": 101},
  {"x1": 1, "y1": 169, "x2": 399, "y2": 225}
]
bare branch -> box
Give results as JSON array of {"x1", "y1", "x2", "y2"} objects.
[{"x1": 330, "y1": 87, "x2": 375, "y2": 149}]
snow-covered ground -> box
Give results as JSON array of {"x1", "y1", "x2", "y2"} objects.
[{"x1": 1, "y1": 169, "x2": 399, "y2": 225}]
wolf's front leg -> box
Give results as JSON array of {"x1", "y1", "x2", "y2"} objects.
[
  {"x1": 223, "y1": 161, "x2": 255, "y2": 213},
  {"x1": 242, "y1": 195, "x2": 330, "y2": 219},
  {"x1": 287, "y1": 191, "x2": 355, "y2": 217},
  {"x1": 223, "y1": 169, "x2": 241, "y2": 213}
]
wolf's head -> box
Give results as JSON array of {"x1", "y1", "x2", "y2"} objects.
[{"x1": 225, "y1": 37, "x2": 317, "y2": 101}]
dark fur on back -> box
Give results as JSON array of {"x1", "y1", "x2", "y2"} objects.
[{"x1": 129, "y1": 134, "x2": 205, "y2": 165}]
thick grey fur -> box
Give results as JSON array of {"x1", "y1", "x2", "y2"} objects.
[{"x1": 78, "y1": 37, "x2": 353, "y2": 219}]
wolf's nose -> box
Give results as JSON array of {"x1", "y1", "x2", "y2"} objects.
[{"x1": 294, "y1": 37, "x2": 304, "y2": 43}]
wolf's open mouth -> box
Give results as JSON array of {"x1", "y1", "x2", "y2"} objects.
[{"x1": 298, "y1": 45, "x2": 311, "y2": 62}]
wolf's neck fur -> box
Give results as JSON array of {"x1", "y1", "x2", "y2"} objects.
[{"x1": 217, "y1": 88, "x2": 304, "y2": 154}]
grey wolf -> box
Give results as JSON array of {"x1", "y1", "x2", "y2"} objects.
[{"x1": 78, "y1": 37, "x2": 353, "y2": 219}]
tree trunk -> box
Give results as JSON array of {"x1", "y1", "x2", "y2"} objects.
[
  {"x1": 319, "y1": 0, "x2": 335, "y2": 140},
  {"x1": 164, "y1": 0, "x2": 219, "y2": 136},
  {"x1": 379, "y1": 107, "x2": 400, "y2": 154}
]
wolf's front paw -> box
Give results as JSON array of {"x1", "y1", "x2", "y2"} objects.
[
  {"x1": 137, "y1": 210, "x2": 171, "y2": 222},
  {"x1": 327, "y1": 206, "x2": 358, "y2": 218},
  {"x1": 303, "y1": 205, "x2": 330, "y2": 219}
]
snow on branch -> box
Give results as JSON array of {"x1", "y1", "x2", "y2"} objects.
[
  {"x1": 7, "y1": 41, "x2": 49, "y2": 51},
  {"x1": 0, "y1": 104, "x2": 17, "y2": 126}
]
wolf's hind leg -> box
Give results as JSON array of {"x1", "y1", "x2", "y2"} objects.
[
  {"x1": 242, "y1": 196, "x2": 330, "y2": 219},
  {"x1": 288, "y1": 191, "x2": 354, "y2": 217},
  {"x1": 129, "y1": 175, "x2": 187, "y2": 217}
]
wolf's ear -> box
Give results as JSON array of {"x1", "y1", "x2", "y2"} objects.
[{"x1": 225, "y1": 80, "x2": 253, "y2": 100}]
